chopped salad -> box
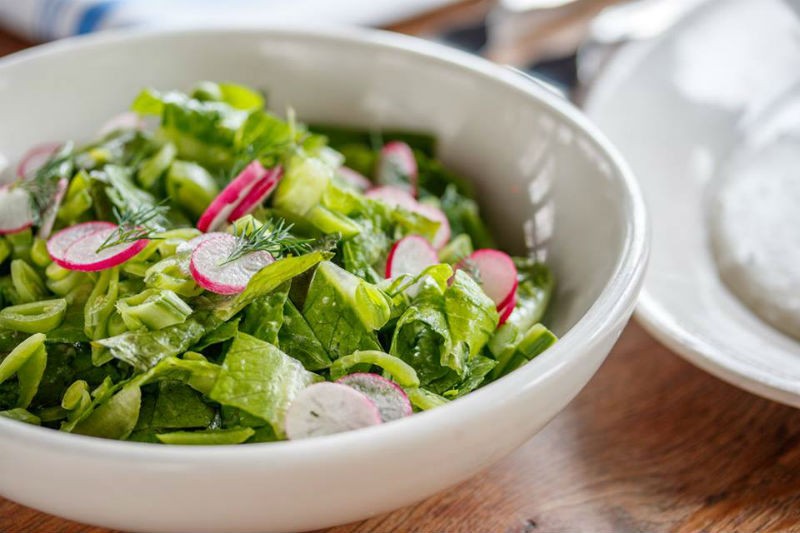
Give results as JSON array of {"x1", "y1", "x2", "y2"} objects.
[{"x1": 0, "y1": 82, "x2": 556, "y2": 444}]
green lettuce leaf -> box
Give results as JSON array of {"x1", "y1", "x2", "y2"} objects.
[
  {"x1": 209, "y1": 332, "x2": 320, "y2": 436},
  {"x1": 444, "y1": 270, "x2": 498, "y2": 370},
  {"x1": 239, "y1": 282, "x2": 290, "y2": 345},
  {"x1": 302, "y1": 261, "x2": 389, "y2": 359},
  {"x1": 277, "y1": 299, "x2": 331, "y2": 371},
  {"x1": 94, "y1": 318, "x2": 206, "y2": 371},
  {"x1": 213, "y1": 250, "x2": 330, "y2": 321},
  {"x1": 150, "y1": 381, "x2": 216, "y2": 430},
  {"x1": 71, "y1": 383, "x2": 141, "y2": 440}
]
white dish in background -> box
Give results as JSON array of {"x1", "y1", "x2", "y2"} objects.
[
  {"x1": 0, "y1": 26, "x2": 647, "y2": 533},
  {"x1": 585, "y1": 0, "x2": 800, "y2": 406}
]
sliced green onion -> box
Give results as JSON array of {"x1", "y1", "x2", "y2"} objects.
[
  {"x1": 155, "y1": 427, "x2": 254, "y2": 445},
  {"x1": 329, "y1": 350, "x2": 420, "y2": 387},
  {"x1": 11, "y1": 259, "x2": 46, "y2": 304},
  {"x1": 0, "y1": 298, "x2": 67, "y2": 333},
  {"x1": 30, "y1": 238, "x2": 52, "y2": 267},
  {"x1": 116, "y1": 288, "x2": 192, "y2": 331},
  {"x1": 144, "y1": 256, "x2": 202, "y2": 297}
]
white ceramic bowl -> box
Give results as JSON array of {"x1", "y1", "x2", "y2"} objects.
[{"x1": 0, "y1": 27, "x2": 647, "y2": 533}]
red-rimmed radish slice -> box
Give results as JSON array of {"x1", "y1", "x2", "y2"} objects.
[
  {"x1": 498, "y1": 291, "x2": 517, "y2": 325},
  {"x1": 285, "y1": 382, "x2": 382, "y2": 440},
  {"x1": 0, "y1": 187, "x2": 34, "y2": 235},
  {"x1": 189, "y1": 233, "x2": 273, "y2": 295},
  {"x1": 227, "y1": 166, "x2": 282, "y2": 221},
  {"x1": 59, "y1": 226, "x2": 148, "y2": 272},
  {"x1": 458, "y1": 249, "x2": 518, "y2": 308},
  {"x1": 337, "y1": 373, "x2": 412, "y2": 422},
  {"x1": 415, "y1": 203, "x2": 451, "y2": 250},
  {"x1": 37, "y1": 178, "x2": 68, "y2": 239},
  {"x1": 175, "y1": 232, "x2": 225, "y2": 255},
  {"x1": 365, "y1": 185, "x2": 417, "y2": 211},
  {"x1": 17, "y1": 143, "x2": 61, "y2": 180},
  {"x1": 47, "y1": 221, "x2": 116, "y2": 266},
  {"x1": 97, "y1": 111, "x2": 144, "y2": 137},
  {"x1": 385, "y1": 235, "x2": 438, "y2": 279},
  {"x1": 197, "y1": 160, "x2": 267, "y2": 232},
  {"x1": 377, "y1": 141, "x2": 418, "y2": 197},
  {"x1": 336, "y1": 166, "x2": 372, "y2": 191}
]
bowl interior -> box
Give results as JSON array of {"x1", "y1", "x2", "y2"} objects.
[{"x1": 0, "y1": 28, "x2": 631, "y2": 336}]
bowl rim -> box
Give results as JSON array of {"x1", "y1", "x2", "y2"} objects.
[{"x1": 0, "y1": 24, "x2": 649, "y2": 461}]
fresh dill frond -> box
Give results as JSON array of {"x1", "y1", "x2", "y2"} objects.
[
  {"x1": 95, "y1": 202, "x2": 169, "y2": 253},
  {"x1": 223, "y1": 218, "x2": 314, "y2": 264},
  {"x1": 19, "y1": 143, "x2": 75, "y2": 225}
]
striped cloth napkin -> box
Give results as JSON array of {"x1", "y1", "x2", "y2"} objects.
[{"x1": 0, "y1": 0, "x2": 456, "y2": 41}]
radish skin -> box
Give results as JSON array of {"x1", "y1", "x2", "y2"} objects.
[
  {"x1": 97, "y1": 111, "x2": 143, "y2": 137},
  {"x1": 337, "y1": 373, "x2": 412, "y2": 422},
  {"x1": 189, "y1": 233, "x2": 273, "y2": 295},
  {"x1": 197, "y1": 160, "x2": 267, "y2": 232},
  {"x1": 498, "y1": 291, "x2": 517, "y2": 325},
  {"x1": 458, "y1": 249, "x2": 518, "y2": 308},
  {"x1": 365, "y1": 186, "x2": 418, "y2": 211},
  {"x1": 17, "y1": 143, "x2": 61, "y2": 180},
  {"x1": 414, "y1": 203, "x2": 451, "y2": 250},
  {"x1": 336, "y1": 166, "x2": 372, "y2": 191},
  {"x1": 47, "y1": 221, "x2": 116, "y2": 266},
  {"x1": 285, "y1": 382, "x2": 382, "y2": 439},
  {"x1": 385, "y1": 235, "x2": 438, "y2": 279},
  {"x1": 59, "y1": 227, "x2": 149, "y2": 272},
  {"x1": 37, "y1": 178, "x2": 68, "y2": 239},
  {"x1": 227, "y1": 166, "x2": 282, "y2": 221},
  {"x1": 377, "y1": 141, "x2": 418, "y2": 197}
]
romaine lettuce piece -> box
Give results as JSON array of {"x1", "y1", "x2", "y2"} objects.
[
  {"x1": 192, "y1": 316, "x2": 240, "y2": 351},
  {"x1": 277, "y1": 300, "x2": 331, "y2": 371},
  {"x1": 213, "y1": 250, "x2": 330, "y2": 321},
  {"x1": 0, "y1": 408, "x2": 40, "y2": 425},
  {"x1": 71, "y1": 383, "x2": 141, "y2": 440},
  {"x1": 94, "y1": 318, "x2": 206, "y2": 371},
  {"x1": 273, "y1": 153, "x2": 332, "y2": 216},
  {"x1": 192, "y1": 81, "x2": 265, "y2": 111},
  {"x1": 389, "y1": 298, "x2": 453, "y2": 385},
  {"x1": 302, "y1": 261, "x2": 390, "y2": 359},
  {"x1": 150, "y1": 381, "x2": 216, "y2": 430},
  {"x1": 239, "y1": 282, "x2": 290, "y2": 345},
  {"x1": 444, "y1": 270, "x2": 499, "y2": 372},
  {"x1": 209, "y1": 332, "x2": 320, "y2": 436}
]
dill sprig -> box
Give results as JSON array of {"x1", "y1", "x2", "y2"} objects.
[
  {"x1": 223, "y1": 218, "x2": 314, "y2": 264},
  {"x1": 95, "y1": 202, "x2": 169, "y2": 253},
  {"x1": 19, "y1": 143, "x2": 75, "y2": 225}
]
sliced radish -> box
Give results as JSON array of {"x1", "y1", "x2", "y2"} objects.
[
  {"x1": 376, "y1": 141, "x2": 417, "y2": 197},
  {"x1": 336, "y1": 166, "x2": 372, "y2": 191},
  {"x1": 365, "y1": 185, "x2": 417, "y2": 211},
  {"x1": 59, "y1": 226, "x2": 148, "y2": 272},
  {"x1": 189, "y1": 233, "x2": 273, "y2": 295},
  {"x1": 175, "y1": 232, "x2": 223, "y2": 255},
  {"x1": 498, "y1": 291, "x2": 517, "y2": 325},
  {"x1": 414, "y1": 203, "x2": 451, "y2": 250},
  {"x1": 17, "y1": 143, "x2": 61, "y2": 180},
  {"x1": 285, "y1": 382, "x2": 382, "y2": 440},
  {"x1": 197, "y1": 160, "x2": 267, "y2": 232},
  {"x1": 385, "y1": 235, "x2": 438, "y2": 279},
  {"x1": 37, "y1": 178, "x2": 68, "y2": 239},
  {"x1": 0, "y1": 187, "x2": 34, "y2": 235},
  {"x1": 47, "y1": 221, "x2": 116, "y2": 266},
  {"x1": 337, "y1": 373, "x2": 412, "y2": 422},
  {"x1": 97, "y1": 111, "x2": 144, "y2": 137},
  {"x1": 457, "y1": 249, "x2": 519, "y2": 308},
  {"x1": 227, "y1": 166, "x2": 282, "y2": 221}
]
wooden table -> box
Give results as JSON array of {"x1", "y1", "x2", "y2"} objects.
[{"x1": 2, "y1": 6, "x2": 800, "y2": 533}]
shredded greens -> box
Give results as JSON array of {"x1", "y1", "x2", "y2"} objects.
[{"x1": 0, "y1": 81, "x2": 557, "y2": 443}]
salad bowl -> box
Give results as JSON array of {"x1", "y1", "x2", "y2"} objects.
[{"x1": 0, "y1": 26, "x2": 647, "y2": 532}]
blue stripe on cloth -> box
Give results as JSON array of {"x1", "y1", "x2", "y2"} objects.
[{"x1": 76, "y1": 1, "x2": 118, "y2": 34}]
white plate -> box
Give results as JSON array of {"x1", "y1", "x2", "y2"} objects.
[{"x1": 585, "y1": 0, "x2": 800, "y2": 406}]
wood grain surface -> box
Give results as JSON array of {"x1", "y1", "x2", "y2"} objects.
[{"x1": 2, "y1": 5, "x2": 800, "y2": 533}]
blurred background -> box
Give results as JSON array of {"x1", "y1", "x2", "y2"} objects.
[{"x1": 0, "y1": 0, "x2": 708, "y2": 99}]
